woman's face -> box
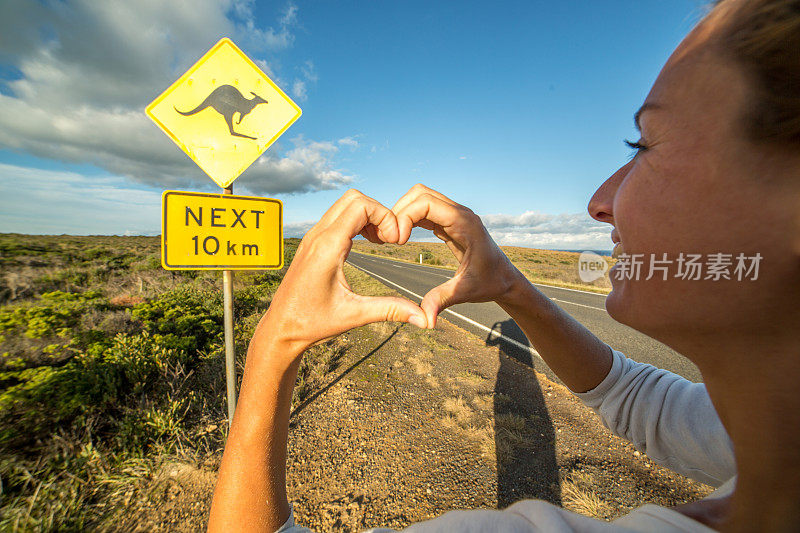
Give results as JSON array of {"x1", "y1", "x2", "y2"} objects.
[{"x1": 588, "y1": 8, "x2": 800, "y2": 352}]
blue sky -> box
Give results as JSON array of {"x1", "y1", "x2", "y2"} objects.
[{"x1": 0, "y1": 0, "x2": 709, "y2": 249}]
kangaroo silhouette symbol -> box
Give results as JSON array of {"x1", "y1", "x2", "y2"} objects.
[{"x1": 175, "y1": 84, "x2": 267, "y2": 140}]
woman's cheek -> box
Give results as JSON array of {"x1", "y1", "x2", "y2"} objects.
[{"x1": 603, "y1": 164, "x2": 678, "y2": 328}]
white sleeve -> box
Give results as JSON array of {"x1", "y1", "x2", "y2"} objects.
[
  {"x1": 573, "y1": 348, "x2": 735, "y2": 487},
  {"x1": 283, "y1": 498, "x2": 721, "y2": 533},
  {"x1": 275, "y1": 503, "x2": 313, "y2": 533}
]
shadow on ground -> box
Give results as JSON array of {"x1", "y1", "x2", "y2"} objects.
[
  {"x1": 290, "y1": 327, "x2": 399, "y2": 420},
  {"x1": 487, "y1": 319, "x2": 561, "y2": 508}
]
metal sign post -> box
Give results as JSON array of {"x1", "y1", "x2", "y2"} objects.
[
  {"x1": 222, "y1": 185, "x2": 237, "y2": 423},
  {"x1": 146, "y1": 37, "x2": 301, "y2": 428}
]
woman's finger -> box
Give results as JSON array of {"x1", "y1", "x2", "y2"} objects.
[
  {"x1": 392, "y1": 192, "x2": 472, "y2": 245},
  {"x1": 349, "y1": 293, "x2": 427, "y2": 329},
  {"x1": 419, "y1": 277, "x2": 467, "y2": 328},
  {"x1": 333, "y1": 195, "x2": 400, "y2": 243},
  {"x1": 391, "y1": 184, "x2": 458, "y2": 220},
  {"x1": 359, "y1": 223, "x2": 383, "y2": 244},
  {"x1": 315, "y1": 189, "x2": 392, "y2": 237}
]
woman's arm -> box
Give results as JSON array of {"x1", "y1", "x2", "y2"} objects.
[
  {"x1": 208, "y1": 189, "x2": 428, "y2": 532},
  {"x1": 391, "y1": 185, "x2": 734, "y2": 483},
  {"x1": 576, "y1": 349, "x2": 735, "y2": 486},
  {"x1": 495, "y1": 275, "x2": 613, "y2": 393},
  {"x1": 391, "y1": 184, "x2": 612, "y2": 393},
  {"x1": 207, "y1": 335, "x2": 301, "y2": 531}
]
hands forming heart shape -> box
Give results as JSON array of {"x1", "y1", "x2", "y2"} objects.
[{"x1": 254, "y1": 184, "x2": 525, "y2": 358}]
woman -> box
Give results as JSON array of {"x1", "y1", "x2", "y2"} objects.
[{"x1": 208, "y1": 0, "x2": 800, "y2": 530}]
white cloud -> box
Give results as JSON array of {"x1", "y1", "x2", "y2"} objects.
[
  {"x1": 403, "y1": 211, "x2": 610, "y2": 250},
  {"x1": 480, "y1": 211, "x2": 611, "y2": 250},
  {"x1": 300, "y1": 61, "x2": 319, "y2": 83},
  {"x1": 239, "y1": 136, "x2": 355, "y2": 195},
  {"x1": 337, "y1": 136, "x2": 360, "y2": 149},
  {"x1": 0, "y1": 162, "x2": 340, "y2": 237},
  {"x1": 0, "y1": 163, "x2": 161, "y2": 235},
  {"x1": 291, "y1": 60, "x2": 317, "y2": 102},
  {"x1": 283, "y1": 220, "x2": 316, "y2": 238},
  {"x1": 292, "y1": 80, "x2": 307, "y2": 101},
  {"x1": 0, "y1": 0, "x2": 352, "y2": 196},
  {"x1": 368, "y1": 139, "x2": 390, "y2": 154},
  {"x1": 254, "y1": 59, "x2": 279, "y2": 82},
  {"x1": 231, "y1": 1, "x2": 297, "y2": 51}
]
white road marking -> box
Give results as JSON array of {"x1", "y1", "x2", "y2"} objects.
[
  {"x1": 346, "y1": 261, "x2": 547, "y2": 366},
  {"x1": 350, "y1": 253, "x2": 454, "y2": 278},
  {"x1": 551, "y1": 298, "x2": 606, "y2": 312}
]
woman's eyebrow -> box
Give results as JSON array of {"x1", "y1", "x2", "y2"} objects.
[{"x1": 634, "y1": 102, "x2": 661, "y2": 132}]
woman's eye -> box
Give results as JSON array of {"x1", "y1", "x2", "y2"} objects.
[{"x1": 624, "y1": 139, "x2": 648, "y2": 158}]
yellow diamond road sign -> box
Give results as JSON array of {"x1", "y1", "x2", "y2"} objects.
[
  {"x1": 161, "y1": 191, "x2": 283, "y2": 270},
  {"x1": 146, "y1": 38, "x2": 301, "y2": 188}
]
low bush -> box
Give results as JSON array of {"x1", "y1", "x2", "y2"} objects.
[{"x1": 0, "y1": 234, "x2": 300, "y2": 529}]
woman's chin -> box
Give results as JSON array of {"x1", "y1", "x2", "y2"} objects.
[
  {"x1": 605, "y1": 277, "x2": 667, "y2": 338},
  {"x1": 605, "y1": 275, "x2": 629, "y2": 324}
]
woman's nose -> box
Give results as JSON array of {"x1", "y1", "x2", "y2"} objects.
[{"x1": 588, "y1": 160, "x2": 631, "y2": 224}]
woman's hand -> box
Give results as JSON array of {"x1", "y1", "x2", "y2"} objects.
[
  {"x1": 392, "y1": 184, "x2": 526, "y2": 327},
  {"x1": 253, "y1": 189, "x2": 428, "y2": 361}
]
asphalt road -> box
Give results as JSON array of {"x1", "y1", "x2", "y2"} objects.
[{"x1": 346, "y1": 251, "x2": 702, "y2": 384}]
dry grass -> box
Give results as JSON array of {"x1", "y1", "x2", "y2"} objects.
[
  {"x1": 566, "y1": 470, "x2": 596, "y2": 488},
  {"x1": 443, "y1": 396, "x2": 474, "y2": 425},
  {"x1": 395, "y1": 333, "x2": 412, "y2": 353},
  {"x1": 368, "y1": 321, "x2": 394, "y2": 337},
  {"x1": 455, "y1": 370, "x2": 484, "y2": 387},
  {"x1": 561, "y1": 471, "x2": 612, "y2": 519},
  {"x1": 409, "y1": 356, "x2": 433, "y2": 376},
  {"x1": 495, "y1": 412, "x2": 527, "y2": 432},
  {"x1": 342, "y1": 264, "x2": 397, "y2": 298},
  {"x1": 490, "y1": 412, "x2": 538, "y2": 466},
  {"x1": 493, "y1": 434, "x2": 515, "y2": 466},
  {"x1": 493, "y1": 393, "x2": 514, "y2": 410},
  {"x1": 465, "y1": 422, "x2": 493, "y2": 445},
  {"x1": 471, "y1": 393, "x2": 493, "y2": 412},
  {"x1": 440, "y1": 414, "x2": 460, "y2": 431}
]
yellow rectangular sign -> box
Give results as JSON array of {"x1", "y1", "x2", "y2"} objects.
[{"x1": 161, "y1": 191, "x2": 283, "y2": 270}]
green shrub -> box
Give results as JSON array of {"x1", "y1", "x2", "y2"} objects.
[
  {"x1": 132, "y1": 255, "x2": 162, "y2": 271},
  {"x1": 0, "y1": 332, "x2": 188, "y2": 448},
  {"x1": 0, "y1": 290, "x2": 106, "y2": 340},
  {"x1": 114, "y1": 395, "x2": 191, "y2": 455},
  {"x1": 131, "y1": 287, "x2": 223, "y2": 354},
  {"x1": 0, "y1": 235, "x2": 301, "y2": 529}
]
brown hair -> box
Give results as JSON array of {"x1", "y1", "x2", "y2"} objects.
[{"x1": 715, "y1": 0, "x2": 800, "y2": 145}]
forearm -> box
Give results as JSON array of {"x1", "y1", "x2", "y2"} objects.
[
  {"x1": 208, "y1": 332, "x2": 302, "y2": 533},
  {"x1": 496, "y1": 273, "x2": 612, "y2": 393}
]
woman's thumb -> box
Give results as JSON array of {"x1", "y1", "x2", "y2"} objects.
[
  {"x1": 420, "y1": 278, "x2": 462, "y2": 329},
  {"x1": 358, "y1": 295, "x2": 428, "y2": 328}
]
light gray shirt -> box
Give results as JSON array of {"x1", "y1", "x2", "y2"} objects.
[{"x1": 278, "y1": 348, "x2": 736, "y2": 532}]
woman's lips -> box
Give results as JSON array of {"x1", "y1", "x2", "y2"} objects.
[{"x1": 610, "y1": 229, "x2": 621, "y2": 258}]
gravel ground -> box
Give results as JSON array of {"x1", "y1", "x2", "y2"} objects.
[{"x1": 116, "y1": 266, "x2": 711, "y2": 531}]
